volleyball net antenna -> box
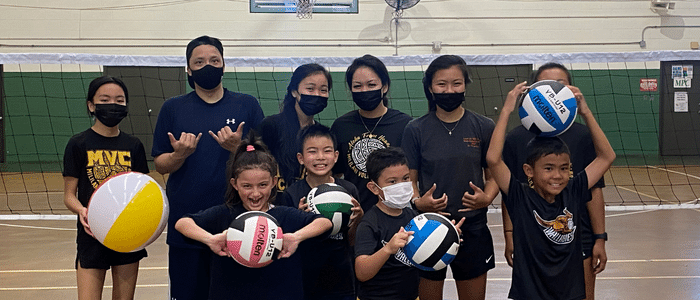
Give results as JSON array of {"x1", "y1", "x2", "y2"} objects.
[{"x1": 0, "y1": 51, "x2": 698, "y2": 218}]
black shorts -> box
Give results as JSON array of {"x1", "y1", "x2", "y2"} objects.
[
  {"x1": 419, "y1": 225, "x2": 495, "y2": 281},
  {"x1": 75, "y1": 237, "x2": 147, "y2": 270},
  {"x1": 581, "y1": 233, "x2": 593, "y2": 259},
  {"x1": 168, "y1": 246, "x2": 212, "y2": 300}
]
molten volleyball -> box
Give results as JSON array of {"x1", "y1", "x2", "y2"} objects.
[
  {"x1": 87, "y1": 172, "x2": 168, "y2": 253},
  {"x1": 519, "y1": 80, "x2": 578, "y2": 137},
  {"x1": 306, "y1": 183, "x2": 354, "y2": 236},
  {"x1": 226, "y1": 211, "x2": 284, "y2": 268},
  {"x1": 403, "y1": 213, "x2": 460, "y2": 271}
]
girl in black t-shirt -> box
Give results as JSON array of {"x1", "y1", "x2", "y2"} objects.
[
  {"x1": 63, "y1": 76, "x2": 149, "y2": 300},
  {"x1": 402, "y1": 55, "x2": 498, "y2": 300},
  {"x1": 174, "y1": 135, "x2": 333, "y2": 300}
]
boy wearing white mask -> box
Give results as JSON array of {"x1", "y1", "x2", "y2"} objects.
[{"x1": 354, "y1": 147, "x2": 420, "y2": 300}]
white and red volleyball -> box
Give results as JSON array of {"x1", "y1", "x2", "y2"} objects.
[
  {"x1": 226, "y1": 211, "x2": 284, "y2": 268},
  {"x1": 87, "y1": 172, "x2": 169, "y2": 253},
  {"x1": 403, "y1": 213, "x2": 460, "y2": 271},
  {"x1": 519, "y1": 80, "x2": 578, "y2": 137},
  {"x1": 306, "y1": 183, "x2": 354, "y2": 236}
]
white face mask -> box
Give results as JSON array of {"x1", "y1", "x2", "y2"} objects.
[{"x1": 376, "y1": 181, "x2": 414, "y2": 209}]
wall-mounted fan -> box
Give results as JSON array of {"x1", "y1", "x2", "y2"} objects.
[{"x1": 385, "y1": 0, "x2": 420, "y2": 15}]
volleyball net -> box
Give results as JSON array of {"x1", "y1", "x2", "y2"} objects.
[{"x1": 0, "y1": 51, "x2": 698, "y2": 217}]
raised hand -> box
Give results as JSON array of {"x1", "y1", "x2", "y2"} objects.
[
  {"x1": 414, "y1": 183, "x2": 450, "y2": 216},
  {"x1": 168, "y1": 131, "x2": 202, "y2": 159},
  {"x1": 567, "y1": 85, "x2": 591, "y2": 116},
  {"x1": 209, "y1": 121, "x2": 245, "y2": 152},
  {"x1": 459, "y1": 181, "x2": 491, "y2": 212}
]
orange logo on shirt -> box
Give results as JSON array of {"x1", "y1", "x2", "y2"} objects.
[
  {"x1": 463, "y1": 138, "x2": 480, "y2": 148},
  {"x1": 533, "y1": 208, "x2": 576, "y2": 244}
]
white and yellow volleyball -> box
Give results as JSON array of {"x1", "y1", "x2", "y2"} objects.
[{"x1": 87, "y1": 172, "x2": 169, "y2": 253}]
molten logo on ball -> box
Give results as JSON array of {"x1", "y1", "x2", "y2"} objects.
[
  {"x1": 227, "y1": 211, "x2": 284, "y2": 268},
  {"x1": 519, "y1": 80, "x2": 577, "y2": 137}
]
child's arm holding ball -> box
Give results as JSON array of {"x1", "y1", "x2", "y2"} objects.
[
  {"x1": 570, "y1": 86, "x2": 616, "y2": 188},
  {"x1": 487, "y1": 81, "x2": 529, "y2": 195},
  {"x1": 354, "y1": 227, "x2": 414, "y2": 282},
  {"x1": 278, "y1": 217, "x2": 333, "y2": 258},
  {"x1": 175, "y1": 217, "x2": 228, "y2": 256}
]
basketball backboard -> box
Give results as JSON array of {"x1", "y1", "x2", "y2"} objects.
[{"x1": 250, "y1": 0, "x2": 357, "y2": 13}]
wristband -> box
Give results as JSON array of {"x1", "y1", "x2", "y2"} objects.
[{"x1": 592, "y1": 232, "x2": 608, "y2": 241}]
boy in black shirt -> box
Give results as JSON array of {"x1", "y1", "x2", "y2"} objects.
[
  {"x1": 486, "y1": 82, "x2": 615, "y2": 300},
  {"x1": 354, "y1": 147, "x2": 419, "y2": 300},
  {"x1": 280, "y1": 123, "x2": 362, "y2": 300}
]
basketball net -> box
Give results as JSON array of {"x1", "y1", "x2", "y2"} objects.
[{"x1": 296, "y1": 0, "x2": 315, "y2": 19}]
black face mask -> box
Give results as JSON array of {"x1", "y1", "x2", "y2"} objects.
[
  {"x1": 188, "y1": 64, "x2": 224, "y2": 90},
  {"x1": 94, "y1": 103, "x2": 128, "y2": 127},
  {"x1": 433, "y1": 92, "x2": 465, "y2": 112},
  {"x1": 297, "y1": 94, "x2": 328, "y2": 116},
  {"x1": 352, "y1": 89, "x2": 384, "y2": 111}
]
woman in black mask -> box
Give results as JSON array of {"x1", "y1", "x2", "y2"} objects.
[
  {"x1": 63, "y1": 76, "x2": 150, "y2": 300},
  {"x1": 330, "y1": 54, "x2": 413, "y2": 214},
  {"x1": 258, "y1": 63, "x2": 332, "y2": 197},
  {"x1": 401, "y1": 54, "x2": 499, "y2": 300}
]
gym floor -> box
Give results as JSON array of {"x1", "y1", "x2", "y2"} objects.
[
  {"x1": 1, "y1": 168, "x2": 699, "y2": 299},
  {"x1": 1, "y1": 204, "x2": 699, "y2": 299}
]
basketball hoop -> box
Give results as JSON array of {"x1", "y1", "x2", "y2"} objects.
[{"x1": 296, "y1": 0, "x2": 315, "y2": 19}]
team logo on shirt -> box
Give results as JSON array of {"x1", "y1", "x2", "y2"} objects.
[
  {"x1": 533, "y1": 208, "x2": 576, "y2": 245},
  {"x1": 347, "y1": 132, "x2": 389, "y2": 179},
  {"x1": 381, "y1": 240, "x2": 414, "y2": 267},
  {"x1": 86, "y1": 150, "x2": 132, "y2": 188},
  {"x1": 463, "y1": 137, "x2": 480, "y2": 148}
]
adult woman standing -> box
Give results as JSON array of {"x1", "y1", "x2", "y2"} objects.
[
  {"x1": 258, "y1": 63, "x2": 332, "y2": 197},
  {"x1": 331, "y1": 54, "x2": 413, "y2": 214},
  {"x1": 401, "y1": 55, "x2": 498, "y2": 300}
]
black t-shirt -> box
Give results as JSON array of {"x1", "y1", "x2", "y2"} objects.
[
  {"x1": 503, "y1": 123, "x2": 605, "y2": 249},
  {"x1": 63, "y1": 128, "x2": 149, "y2": 243},
  {"x1": 186, "y1": 203, "x2": 324, "y2": 300},
  {"x1": 280, "y1": 178, "x2": 360, "y2": 299},
  {"x1": 258, "y1": 110, "x2": 307, "y2": 198},
  {"x1": 331, "y1": 108, "x2": 412, "y2": 213},
  {"x1": 402, "y1": 110, "x2": 494, "y2": 226},
  {"x1": 503, "y1": 173, "x2": 589, "y2": 300},
  {"x1": 354, "y1": 206, "x2": 419, "y2": 300}
]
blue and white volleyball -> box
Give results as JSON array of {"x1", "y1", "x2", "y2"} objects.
[
  {"x1": 306, "y1": 183, "x2": 354, "y2": 236},
  {"x1": 519, "y1": 80, "x2": 578, "y2": 137},
  {"x1": 403, "y1": 213, "x2": 460, "y2": 271}
]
